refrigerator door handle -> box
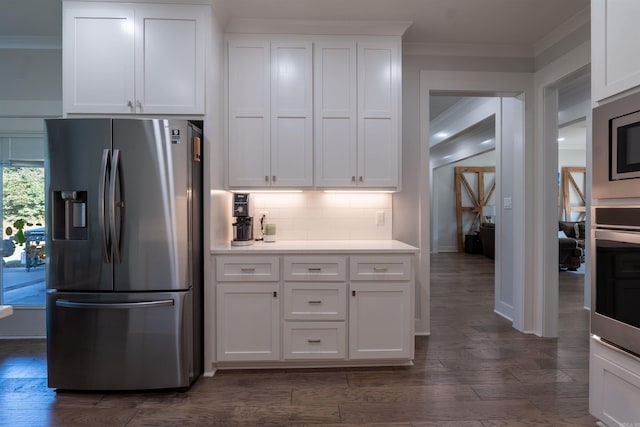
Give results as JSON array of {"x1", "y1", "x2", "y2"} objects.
[
  {"x1": 56, "y1": 299, "x2": 174, "y2": 310},
  {"x1": 110, "y1": 149, "x2": 125, "y2": 264},
  {"x1": 99, "y1": 149, "x2": 112, "y2": 263}
]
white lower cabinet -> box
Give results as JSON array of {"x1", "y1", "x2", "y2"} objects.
[
  {"x1": 349, "y1": 282, "x2": 412, "y2": 360},
  {"x1": 216, "y1": 283, "x2": 280, "y2": 362},
  {"x1": 214, "y1": 252, "x2": 414, "y2": 367},
  {"x1": 590, "y1": 337, "x2": 640, "y2": 425}
]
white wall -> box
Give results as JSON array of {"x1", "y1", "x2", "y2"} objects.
[{"x1": 432, "y1": 150, "x2": 496, "y2": 253}]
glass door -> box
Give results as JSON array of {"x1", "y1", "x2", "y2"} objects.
[{"x1": 1, "y1": 163, "x2": 46, "y2": 306}]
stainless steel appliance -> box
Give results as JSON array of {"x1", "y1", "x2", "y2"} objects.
[
  {"x1": 592, "y1": 206, "x2": 640, "y2": 357},
  {"x1": 593, "y1": 90, "x2": 640, "y2": 199},
  {"x1": 45, "y1": 118, "x2": 203, "y2": 390},
  {"x1": 231, "y1": 193, "x2": 253, "y2": 246}
]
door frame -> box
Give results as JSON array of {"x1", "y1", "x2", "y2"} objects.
[{"x1": 419, "y1": 70, "x2": 534, "y2": 334}]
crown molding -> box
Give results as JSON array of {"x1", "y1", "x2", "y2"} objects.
[
  {"x1": 225, "y1": 18, "x2": 412, "y2": 37},
  {"x1": 533, "y1": 5, "x2": 590, "y2": 57},
  {"x1": 402, "y1": 41, "x2": 533, "y2": 58},
  {"x1": 0, "y1": 36, "x2": 61, "y2": 50}
]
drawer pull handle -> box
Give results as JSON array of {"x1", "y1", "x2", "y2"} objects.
[
  {"x1": 307, "y1": 339, "x2": 322, "y2": 344},
  {"x1": 373, "y1": 267, "x2": 388, "y2": 272},
  {"x1": 308, "y1": 300, "x2": 322, "y2": 305},
  {"x1": 308, "y1": 267, "x2": 322, "y2": 272},
  {"x1": 241, "y1": 268, "x2": 256, "y2": 273}
]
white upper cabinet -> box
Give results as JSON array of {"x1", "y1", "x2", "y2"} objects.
[
  {"x1": 227, "y1": 35, "x2": 400, "y2": 190},
  {"x1": 592, "y1": 0, "x2": 640, "y2": 102},
  {"x1": 357, "y1": 41, "x2": 400, "y2": 188},
  {"x1": 315, "y1": 38, "x2": 400, "y2": 189},
  {"x1": 270, "y1": 41, "x2": 314, "y2": 187},
  {"x1": 227, "y1": 39, "x2": 271, "y2": 187},
  {"x1": 227, "y1": 37, "x2": 313, "y2": 188},
  {"x1": 63, "y1": 1, "x2": 207, "y2": 115},
  {"x1": 314, "y1": 41, "x2": 358, "y2": 187}
]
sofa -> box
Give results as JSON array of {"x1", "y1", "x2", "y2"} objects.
[{"x1": 559, "y1": 221, "x2": 585, "y2": 270}]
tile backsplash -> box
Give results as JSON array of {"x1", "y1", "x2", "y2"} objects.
[{"x1": 249, "y1": 192, "x2": 392, "y2": 240}]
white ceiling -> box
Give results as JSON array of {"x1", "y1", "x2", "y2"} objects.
[{"x1": 3, "y1": 0, "x2": 589, "y2": 49}]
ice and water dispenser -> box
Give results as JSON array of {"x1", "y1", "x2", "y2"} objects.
[{"x1": 52, "y1": 191, "x2": 87, "y2": 240}]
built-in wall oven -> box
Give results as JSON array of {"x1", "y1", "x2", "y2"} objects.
[
  {"x1": 592, "y1": 206, "x2": 640, "y2": 357},
  {"x1": 593, "y1": 90, "x2": 640, "y2": 199}
]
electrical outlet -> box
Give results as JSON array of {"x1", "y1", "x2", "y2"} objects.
[{"x1": 376, "y1": 211, "x2": 385, "y2": 226}]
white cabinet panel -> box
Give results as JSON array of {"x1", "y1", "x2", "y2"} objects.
[
  {"x1": 284, "y1": 256, "x2": 346, "y2": 282},
  {"x1": 360, "y1": 118, "x2": 397, "y2": 187},
  {"x1": 590, "y1": 338, "x2": 640, "y2": 425},
  {"x1": 350, "y1": 255, "x2": 412, "y2": 281},
  {"x1": 357, "y1": 41, "x2": 399, "y2": 188},
  {"x1": 63, "y1": 6, "x2": 135, "y2": 113},
  {"x1": 314, "y1": 41, "x2": 357, "y2": 187},
  {"x1": 349, "y1": 282, "x2": 412, "y2": 359},
  {"x1": 271, "y1": 117, "x2": 312, "y2": 186},
  {"x1": 137, "y1": 11, "x2": 204, "y2": 113},
  {"x1": 227, "y1": 38, "x2": 312, "y2": 188},
  {"x1": 283, "y1": 283, "x2": 347, "y2": 320},
  {"x1": 228, "y1": 39, "x2": 271, "y2": 187},
  {"x1": 63, "y1": 2, "x2": 207, "y2": 115},
  {"x1": 271, "y1": 41, "x2": 313, "y2": 187},
  {"x1": 216, "y1": 256, "x2": 279, "y2": 282},
  {"x1": 592, "y1": 0, "x2": 640, "y2": 101},
  {"x1": 216, "y1": 283, "x2": 280, "y2": 361},
  {"x1": 283, "y1": 321, "x2": 346, "y2": 360}
]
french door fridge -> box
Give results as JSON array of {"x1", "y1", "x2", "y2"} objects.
[{"x1": 44, "y1": 118, "x2": 203, "y2": 390}]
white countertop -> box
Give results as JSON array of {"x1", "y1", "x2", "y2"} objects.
[
  {"x1": 212, "y1": 239, "x2": 419, "y2": 254},
  {"x1": 0, "y1": 305, "x2": 13, "y2": 319}
]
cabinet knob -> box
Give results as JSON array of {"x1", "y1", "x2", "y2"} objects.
[
  {"x1": 273, "y1": 291, "x2": 277, "y2": 298},
  {"x1": 359, "y1": 176, "x2": 363, "y2": 182},
  {"x1": 265, "y1": 175, "x2": 269, "y2": 182},
  {"x1": 136, "y1": 100, "x2": 143, "y2": 112},
  {"x1": 307, "y1": 339, "x2": 322, "y2": 344},
  {"x1": 308, "y1": 300, "x2": 322, "y2": 305},
  {"x1": 272, "y1": 175, "x2": 276, "y2": 182},
  {"x1": 127, "y1": 100, "x2": 134, "y2": 111},
  {"x1": 352, "y1": 176, "x2": 356, "y2": 182}
]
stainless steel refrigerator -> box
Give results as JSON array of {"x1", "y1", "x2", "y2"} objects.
[{"x1": 44, "y1": 118, "x2": 203, "y2": 390}]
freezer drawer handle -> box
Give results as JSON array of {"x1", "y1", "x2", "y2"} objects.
[{"x1": 56, "y1": 299, "x2": 174, "y2": 310}]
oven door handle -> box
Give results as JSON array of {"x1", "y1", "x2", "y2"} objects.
[{"x1": 595, "y1": 228, "x2": 640, "y2": 244}]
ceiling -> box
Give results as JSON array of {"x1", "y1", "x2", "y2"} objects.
[{"x1": 3, "y1": 0, "x2": 589, "y2": 49}]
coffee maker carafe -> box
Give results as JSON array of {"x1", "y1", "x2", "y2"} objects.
[{"x1": 231, "y1": 193, "x2": 254, "y2": 246}]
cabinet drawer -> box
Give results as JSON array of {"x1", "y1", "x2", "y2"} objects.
[
  {"x1": 283, "y1": 321, "x2": 346, "y2": 360},
  {"x1": 283, "y1": 283, "x2": 346, "y2": 320},
  {"x1": 283, "y1": 256, "x2": 346, "y2": 281},
  {"x1": 216, "y1": 256, "x2": 279, "y2": 282},
  {"x1": 349, "y1": 255, "x2": 412, "y2": 281}
]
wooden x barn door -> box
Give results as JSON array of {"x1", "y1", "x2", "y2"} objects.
[
  {"x1": 454, "y1": 166, "x2": 496, "y2": 252},
  {"x1": 561, "y1": 166, "x2": 586, "y2": 221}
]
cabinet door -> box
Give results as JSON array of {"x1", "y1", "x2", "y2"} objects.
[
  {"x1": 227, "y1": 39, "x2": 271, "y2": 187},
  {"x1": 349, "y1": 282, "x2": 411, "y2": 359},
  {"x1": 314, "y1": 41, "x2": 357, "y2": 187},
  {"x1": 135, "y1": 5, "x2": 206, "y2": 114},
  {"x1": 216, "y1": 283, "x2": 280, "y2": 361},
  {"x1": 63, "y1": 3, "x2": 135, "y2": 114},
  {"x1": 592, "y1": 0, "x2": 640, "y2": 101},
  {"x1": 357, "y1": 41, "x2": 400, "y2": 188},
  {"x1": 270, "y1": 41, "x2": 313, "y2": 187}
]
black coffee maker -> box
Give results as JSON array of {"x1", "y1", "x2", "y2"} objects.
[{"x1": 231, "y1": 193, "x2": 254, "y2": 246}]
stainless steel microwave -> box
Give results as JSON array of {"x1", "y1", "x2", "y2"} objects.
[{"x1": 593, "y1": 91, "x2": 640, "y2": 199}]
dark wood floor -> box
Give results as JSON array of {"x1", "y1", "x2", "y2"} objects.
[{"x1": 0, "y1": 253, "x2": 597, "y2": 426}]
